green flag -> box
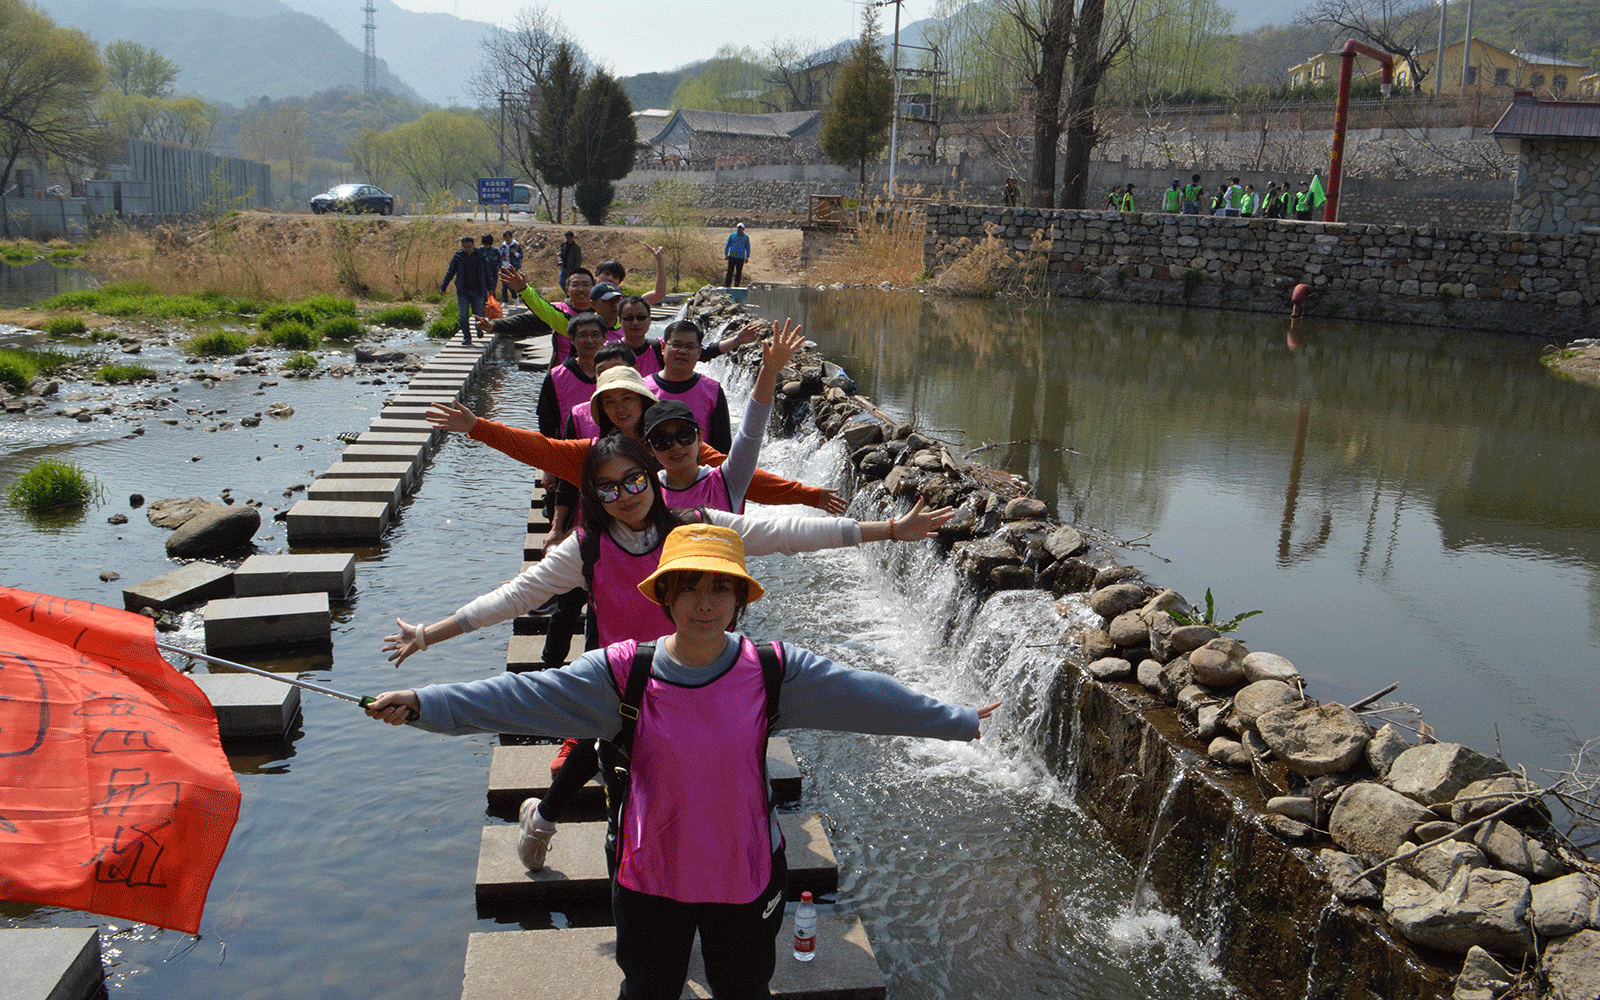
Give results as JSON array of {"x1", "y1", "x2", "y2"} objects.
[{"x1": 1310, "y1": 173, "x2": 1327, "y2": 207}]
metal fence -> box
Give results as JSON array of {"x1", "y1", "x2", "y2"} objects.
[
  {"x1": 0, "y1": 197, "x2": 90, "y2": 239},
  {"x1": 85, "y1": 139, "x2": 272, "y2": 218}
]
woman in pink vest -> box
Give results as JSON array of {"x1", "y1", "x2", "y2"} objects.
[{"x1": 368, "y1": 523, "x2": 999, "y2": 1000}]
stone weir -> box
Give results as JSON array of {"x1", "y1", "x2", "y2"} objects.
[{"x1": 685, "y1": 287, "x2": 1600, "y2": 1000}]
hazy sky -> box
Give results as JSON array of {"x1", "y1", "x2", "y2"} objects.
[{"x1": 388, "y1": 0, "x2": 945, "y2": 76}]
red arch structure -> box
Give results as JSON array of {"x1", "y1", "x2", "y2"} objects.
[{"x1": 1325, "y1": 41, "x2": 1395, "y2": 222}]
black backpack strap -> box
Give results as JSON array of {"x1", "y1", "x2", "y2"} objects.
[
  {"x1": 611, "y1": 640, "x2": 656, "y2": 779},
  {"x1": 756, "y1": 641, "x2": 782, "y2": 735}
]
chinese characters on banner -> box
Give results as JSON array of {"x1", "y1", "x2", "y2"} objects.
[{"x1": 0, "y1": 587, "x2": 240, "y2": 934}]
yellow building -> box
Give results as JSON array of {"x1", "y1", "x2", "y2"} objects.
[
  {"x1": 1288, "y1": 51, "x2": 1383, "y2": 89},
  {"x1": 1377, "y1": 39, "x2": 1589, "y2": 96},
  {"x1": 1580, "y1": 71, "x2": 1600, "y2": 97}
]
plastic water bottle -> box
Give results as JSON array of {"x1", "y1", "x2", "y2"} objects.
[{"x1": 792, "y1": 891, "x2": 816, "y2": 961}]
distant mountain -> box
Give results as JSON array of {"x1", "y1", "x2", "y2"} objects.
[{"x1": 35, "y1": 0, "x2": 423, "y2": 106}]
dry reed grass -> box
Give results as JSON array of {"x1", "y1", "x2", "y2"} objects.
[
  {"x1": 802, "y1": 198, "x2": 926, "y2": 287},
  {"x1": 930, "y1": 223, "x2": 1053, "y2": 299}
]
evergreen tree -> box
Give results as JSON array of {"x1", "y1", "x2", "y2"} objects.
[
  {"x1": 820, "y1": 8, "x2": 894, "y2": 189},
  {"x1": 566, "y1": 69, "x2": 636, "y2": 226},
  {"x1": 528, "y1": 42, "x2": 584, "y2": 224}
]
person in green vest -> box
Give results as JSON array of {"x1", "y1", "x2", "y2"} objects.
[
  {"x1": 1279, "y1": 181, "x2": 1296, "y2": 218},
  {"x1": 1182, "y1": 174, "x2": 1204, "y2": 214},
  {"x1": 1225, "y1": 176, "x2": 1244, "y2": 217},
  {"x1": 1163, "y1": 179, "x2": 1182, "y2": 213},
  {"x1": 1121, "y1": 184, "x2": 1136, "y2": 212},
  {"x1": 1242, "y1": 184, "x2": 1260, "y2": 217},
  {"x1": 1294, "y1": 180, "x2": 1313, "y2": 220}
]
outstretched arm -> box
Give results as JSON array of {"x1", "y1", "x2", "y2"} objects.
[
  {"x1": 752, "y1": 319, "x2": 803, "y2": 406},
  {"x1": 642, "y1": 243, "x2": 666, "y2": 305}
]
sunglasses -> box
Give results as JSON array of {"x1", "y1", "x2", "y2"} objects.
[
  {"x1": 594, "y1": 471, "x2": 652, "y2": 504},
  {"x1": 620, "y1": 313, "x2": 651, "y2": 323},
  {"x1": 647, "y1": 427, "x2": 699, "y2": 451}
]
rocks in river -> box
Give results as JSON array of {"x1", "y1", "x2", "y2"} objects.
[
  {"x1": 1241, "y1": 651, "x2": 1300, "y2": 684},
  {"x1": 1044, "y1": 525, "x2": 1085, "y2": 560},
  {"x1": 1003, "y1": 497, "x2": 1047, "y2": 521},
  {"x1": 1453, "y1": 946, "x2": 1513, "y2": 1000},
  {"x1": 1087, "y1": 656, "x2": 1133, "y2": 681},
  {"x1": 1233, "y1": 679, "x2": 1299, "y2": 728},
  {"x1": 1329, "y1": 782, "x2": 1436, "y2": 860},
  {"x1": 1366, "y1": 724, "x2": 1409, "y2": 778},
  {"x1": 1256, "y1": 702, "x2": 1371, "y2": 777},
  {"x1": 165, "y1": 505, "x2": 261, "y2": 557},
  {"x1": 355, "y1": 344, "x2": 408, "y2": 363},
  {"x1": 1529, "y1": 873, "x2": 1597, "y2": 937},
  {"x1": 1319, "y1": 849, "x2": 1381, "y2": 905},
  {"x1": 1386, "y1": 742, "x2": 1511, "y2": 808},
  {"x1": 1089, "y1": 583, "x2": 1145, "y2": 619},
  {"x1": 1188, "y1": 638, "x2": 1248, "y2": 686},
  {"x1": 266, "y1": 402, "x2": 294, "y2": 418},
  {"x1": 1383, "y1": 841, "x2": 1533, "y2": 957},
  {"x1": 839, "y1": 419, "x2": 884, "y2": 454},
  {"x1": 98, "y1": 570, "x2": 120, "y2": 582},
  {"x1": 1543, "y1": 930, "x2": 1600, "y2": 1000},
  {"x1": 1450, "y1": 775, "x2": 1546, "y2": 826},
  {"x1": 146, "y1": 496, "x2": 225, "y2": 528},
  {"x1": 107, "y1": 513, "x2": 128, "y2": 525}
]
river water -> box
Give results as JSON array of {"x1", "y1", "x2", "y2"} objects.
[{"x1": 1, "y1": 285, "x2": 1594, "y2": 999}]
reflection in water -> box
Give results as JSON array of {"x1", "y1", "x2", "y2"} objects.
[
  {"x1": 755, "y1": 286, "x2": 1600, "y2": 781},
  {"x1": 0, "y1": 259, "x2": 94, "y2": 309}
]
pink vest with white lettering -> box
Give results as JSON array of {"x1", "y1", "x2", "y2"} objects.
[
  {"x1": 648, "y1": 372, "x2": 721, "y2": 437},
  {"x1": 585, "y1": 530, "x2": 673, "y2": 646},
  {"x1": 608, "y1": 637, "x2": 778, "y2": 904},
  {"x1": 661, "y1": 467, "x2": 739, "y2": 513},
  {"x1": 547, "y1": 363, "x2": 594, "y2": 431}
]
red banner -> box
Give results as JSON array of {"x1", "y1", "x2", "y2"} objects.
[{"x1": 0, "y1": 587, "x2": 240, "y2": 934}]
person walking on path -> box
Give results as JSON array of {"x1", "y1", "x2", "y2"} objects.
[
  {"x1": 558, "y1": 231, "x2": 582, "y2": 290},
  {"x1": 723, "y1": 223, "x2": 750, "y2": 288},
  {"x1": 500, "y1": 229, "x2": 523, "y2": 301},
  {"x1": 1003, "y1": 178, "x2": 1019, "y2": 207},
  {"x1": 1121, "y1": 184, "x2": 1136, "y2": 212},
  {"x1": 1163, "y1": 179, "x2": 1181, "y2": 213},
  {"x1": 441, "y1": 235, "x2": 492, "y2": 346},
  {"x1": 1182, "y1": 174, "x2": 1204, "y2": 215},
  {"x1": 1294, "y1": 181, "x2": 1314, "y2": 221}
]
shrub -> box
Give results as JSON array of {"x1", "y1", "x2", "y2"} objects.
[
  {"x1": 427, "y1": 315, "x2": 459, "y2": 339},
  {"x1": 258, "y1": 294, "x2": 356, "y2": 330},
  {"x1": 0, "y1": 356, "x2": 25, "y2": 394},
  {"x1": 6, "y1": 459, "x2": 101, "y2": 513},
  {"x1": 0, "y1": 346, "x2": 82, "y2": 393},
  {"x1": 260, "y1": 322, "x2": 319, "y2": 350},
  {"x1": 96, "y1": 363, "x2": 155, "y2": 383},
  {"x1": 283, "y1": 351, "x2": 318, "y2": 371},
  {"x1": 188, "y1": 330, "x2": 250, "y2": 356},
  {"x1": 40, "y1": 316, "x2": 86, "y2": 336},
  {"x1": 315, "y1": 315, "x2": 364, "y2": 340},
  {"x1": 370, "y1": 304, "x2": 426, "y2": 328}
]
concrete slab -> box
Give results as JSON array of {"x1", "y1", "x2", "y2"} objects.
[
  {"x1": 380, "y1": 400, "x2": 451, "y2": 415},
  {"x1": 323, "y1": 460, "x2": 416, "y2": 491},
  {"x1": 233, "y1": 553, "x2": 356, "y2": 598},
  {"x1": 340, "y1": 443, "x2": 425, "y2": 475},
  {"x1": 122, "y1": 561, "x2": 233, "y2": 613},
  {"x1": 486, "y1": 738, "x2": 799, "y2": 811},
  {"x1": 512, "y1": 611, "x2": 551, "y2": 635},
  {"x1": 190, "y1": 672, "x2": 301, "y2": 740},
  {"x1": 461, "y1": 914, "x2": 883, "y2": 1000},
  {"x1": 285, "y1": 500, "x2": 392, "y2": 543},
  {"x1": 307, "y1": 477, "x2": 404, "y2": 508},
  {"x1": 0, "y1": 927, "x2": 103, "y2": 1000},
  {"x1": 476, "y1": 812, "x2": 835, "y2": 910},
  {"x1": 506, "y1": 633, "x2": 549, "y2": 672},
  {"x1": 351, "y1": 431, "x2": 436, "y2": 451},
  {"x1": 368, "y1": 417, "x2": 442, "y2": 446},
  {"x1": 407, "y1": 376, "x2": 467, "y2": 388},
  {"x1": 401, "y1": 384, "x2": 463, "y2": 398},
  {"x1": 203, "y1": 591, "x2": 332, "y2": 652}
]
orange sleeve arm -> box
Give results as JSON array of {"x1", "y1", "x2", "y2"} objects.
[
  {"x1": 468, "y1": 419, "x2": 590, "y2": 486},
  {"x1": 698, "y1": 441, "x2": 726, "y2": 467}
]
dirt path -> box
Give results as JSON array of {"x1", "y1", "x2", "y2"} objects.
[{"x1": 492, "y1": 221, "x2": 803, "y2": 286}]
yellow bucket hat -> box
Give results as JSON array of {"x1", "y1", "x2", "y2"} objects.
[
  {"x1": 636, "y1": 524, "x2": 766, "y2": 604},
  {"x1": 589, "y1": 365, "x2": 659, "y2": 428}
]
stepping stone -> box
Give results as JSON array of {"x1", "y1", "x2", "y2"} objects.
[
  {"x1": 203, "y1": 591, "x2": 331, "y2": 652},
  {"x1": 506, "y1": 633, "x2": 550, "y2": 671},
  {"x1": 386, "y1": 394, "x2": 460, "y2": 409},
  {"x1": 368, "y1": 417, "x2": 442, "y2": 446},
  {"x1": 189, "y1": 672, "x2": 301, "y2": 740},
  {"x1": 523, "y1": 533, "x2": 548, "y2": 560},
  {"x1": 323, "y1": 460, "x2": 416, "y2": 491},
  {"x1": 341, "y1": 443, "x2": 426, "y2": 476},
  {"x1": 402, "y1": 382, "x2": 464, "y2": 396},
  {"x1": 285, "y1": 500, "x2": 392, "y2": 543},
  {"x1": 512, "y1": 610, "x2": 551, "y2": 635},
  {"x1": 308, "y1": 476, "x2": 404, "y2": 508},
  {"x1": 486, "y1": 739, "x2": 799, "y2": 812},
  {"x1": 475, "y1": 811, "x2": 836, "y2": 911},
  {"x1": 460, "y1": 913, "x2": 885, "y2": 1000},
  {"x1": 233, "y1": 553, "x2": 355, "y2": 598},
  {"x1": 0, "y1": 927, "x2": 103, "y2": 1000},
  {"x1": 380, "y1": 399, "x2": 451, "y2": 415},
  {"x1": 122, "y1": 560, "x2": 233, "y2": 613},
  {"x1": 350, "y1": 431, "x2": 436, "y2": 451}
]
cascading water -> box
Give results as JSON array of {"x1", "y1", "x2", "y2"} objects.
[{"x1": 707, "y1": 358, "x2": 1237, "y2": 998}]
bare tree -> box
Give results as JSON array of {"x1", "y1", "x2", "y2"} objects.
[
  {"x1": 1059, "y1": 0, "x2": 1132, "y2": 208},
  {"x1": 1302, "y1": 0, "x2": 1437, "y2": 92},
  {"x1": 994, "y1": 0, "x2": 1075, "y2": 207},
  {"x1": 471, "y1": 5, "x2": 575, "y2": 214},
  {"x1": 765, "y1": 38, "x2": 838, "y2": 112}
]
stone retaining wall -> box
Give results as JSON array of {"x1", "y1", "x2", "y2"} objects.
[{"x1": 923, "y1": 204, "x2": 1598, "y2": 335}]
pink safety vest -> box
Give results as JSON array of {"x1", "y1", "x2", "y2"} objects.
[
  {"x1": 584, "y1": 529, "x2": 674, "y2": 646},
  {"x1": 661, "y1": 467, "x2": 739, "y2": 513},
  {"x1": 608, "y1": 637, "x2": 780, "y2": 904},
  {"x1": 551, "y1": 301, "x2": 578, "y2": 365},
  {"x1": 568, "y1": 402, "x2": 600, "y2": 440},
  {"x1": 620, "y1": 339, "x2": 663, "y2": 378},
  {"x1": 547, "y1": 362, "x2": 595, "y2": 430},
  {"x1": 649, "y1": 372, "x2": 721, "y2": 437}
]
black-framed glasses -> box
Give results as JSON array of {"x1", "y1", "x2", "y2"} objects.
[
  {"x1": 664, "y1": 339, "x2": 699, "y2": 353},
  {"x1": 620, "y1": 312, "x2": 651, "y2": 324},
  {"x1": 594, "y1": 471, "x2": 651, "y2": 503},
  {"x1": 647, "y1": 427, "x2": 699, "y2": 451}
]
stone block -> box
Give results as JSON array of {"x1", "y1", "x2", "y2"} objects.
[
  {"x1": 350, "y1": 431, "x2": 436, "y2": 451},
  {"x1": 506, "y1": 634, "x2": 550, "y2": 672},
  {"x1": 339, "y1": 443, "x2": 425, "y2": 476},
  {"x1": 367, "y1": 417, "x2": 441, "y2": 446},
  {"x1": 233, "y1": 553, "x2": 355, "y2": 599},
  {"x1": 122, "y1": 561, "x2": 233, "y2": 613},
  {"x1": 285, "y1": 500, "x2": 392, "y2": 543},
  {"x1": 307, "y1": 477, "x2": 404, "y2": 508},
  {"x1": 203, "y1": 591, "x2": 331, "y2": 652},
  {"x1": 323, "y1": 461, "x2": 416, "y2": 491},
  {"x1": 476, "y1": 810, "x2": 834, "y2": 910},
  {"x1": 486, "y1": 738, "x2": 801, "y2": 812},
  {"x1": 460, "y1": 913, "x2": 884, "y2": 1000},
  {"x1": 190, "y1": 672, "x2": 301, "y2": 740},
  {"x1": 0, "y1": 927, "x2": 102, "y2": 1000}
]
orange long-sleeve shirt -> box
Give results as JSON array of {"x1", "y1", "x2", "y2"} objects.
[{"x1": 467, "y1": 419, "x2": 829, "y2": 509}]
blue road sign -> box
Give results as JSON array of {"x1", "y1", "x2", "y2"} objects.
[{"x1": 478, "y1": 178, "x2": 513, "y2": 204}]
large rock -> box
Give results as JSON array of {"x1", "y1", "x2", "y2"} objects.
[
  {"x1": 951, "y1": 536, "x2": 1021, "y2": 579},
  {"x1": 1002, "y1": 497, "x2": 1047, "y2": 521},
  {"x1": 1257, "y1": 703, "x2": 1371, "y2": 777},
  {"x1": 1087, "y1": 657, "x2": 1133, "y2": 681},
  {"x1": 165, "y1": 506, "x2": 261, "y2": 557},
  {"x1": 1366, "y1": 724, "x2": 1410, "y2": 779},
  {"x1": 1452, "y1": 946, "x2": 1513, "y2": 1000},
  {"x1": 1473, "y1": 820, "x2": 1563, "y2": 880},
  {"x1": 1329, "y1": 781, "x2": 1437, "y2": 860},
  {"x1": 1188, "y1": 644, "x2": 1247, "y2": 687},
  {"x1": 1387, "y1": 743, "x2": 1511, "y2": 808},
  {"x1": 1383, "y1": 842, "x2": 1533, "y2": 957},
  {"x1": 1234, "y1": 680, "x2": 1300, "y2": 728},
  {"x1": 1529, "y1": 873, "x2": 1597, "y2": 938},
  {"x1": 1241, "y1": 651, "x2": 1301, "y2": 684},
  {"x1": 146, "y1": 496, "x2": 225, "y2": 529},
  {"x1": 1154, "y1": 658, "x2": 1193, "y2": 704},
  {"x1": 1107, "y1": 611, "x2": 1148, "y2": 647},
  {"x1": 355, "y1": 344, "x2": 408, "y2": 363},
  {"x1": 1089, "y1": 583, "x2": 1145, "y2": 619},
  {"x1": 839, "y1": 419, "x2": 884, "y2": 454},
  {"x1": 1542, "y1": 930, "x2": 1600, "y2": 1000},
  {"x1": 1080, "y1": 628, "x2": 1114, "y2": 662},
  {"x1": 1319, "y1": 849, "x2": 1381, "y2": 905},
  {"x1": 1044, "y1": 525, "x2": 1086, "y2": 560},
  {"x1": 1451, "y1": 775, "x2": 1545, "y2": 826},
  {"x1": 1208, "y1": 737, "x2": 1251, "y2": 768},
  {"x1": 1169, "y1": 624, "x2": 1219, "y2": 653},
  {"x1": 1141, "y1": 609, "x2": 1178, "y2": 662}
]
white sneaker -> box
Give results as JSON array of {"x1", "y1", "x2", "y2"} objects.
[{"x1": 517, "y1": 797, "x2": 555, "y2": 872}]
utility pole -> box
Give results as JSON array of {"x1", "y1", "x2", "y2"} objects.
[
  {"x1": 499, "y1": 90, "x2": 508, "y2": 178},
  {"x1": 875, "y1": 0, "x2": 904, "y2": 200},
  {"x1": 362, "y1": 0, "x2": 377, "y2": 94},
  {"x1": 1433, "y1": 0, "x2": 1446, "y2": 96},
  {"x1": 1460, "y1": 0, "x2": 1475, "y2": 95}
]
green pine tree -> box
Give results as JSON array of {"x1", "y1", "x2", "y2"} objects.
[
  {"x1": 528, "y1": 42, "x2": 584, "y2": 224},
  {"x1": 820, "y1": 8, "x2": 894, "y2": 190},
  {"x1": 566, "y1": 68, "x2": 637, "y2": 226}
]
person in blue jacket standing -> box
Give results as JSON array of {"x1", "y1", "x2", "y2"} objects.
[
  {"x1": 723, "y1": 222, "x2": 750, "y2": 288},
  {"x1": 501, "y1": 229, "x2": 523, "y2": 302},
  {"x1": 441, "y1": 235, "x2": 493, "y2": 346}
]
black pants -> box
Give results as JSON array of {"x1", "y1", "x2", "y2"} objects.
[
  {"x1": 612, "y1": 849, "x2": 787, "y2": 1000},
  {"x1": 541, "y1": 588, "x2": 587, "y2": 670},
  {"x1": 723, "y1": 257, "x2": 745, "y2": 287}
]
